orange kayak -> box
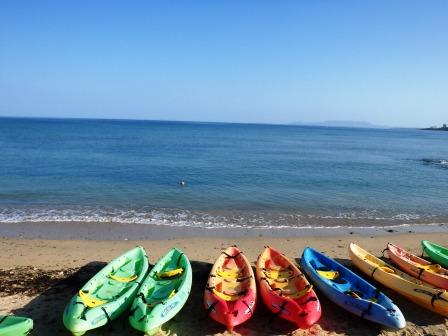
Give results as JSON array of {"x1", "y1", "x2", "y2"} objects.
[
  {"x1": 387, "y1": 243, "x2": 448, "y2": 290},
  {"x1": 256, "y1": 246, "x2": 321, "y2": 329},
  {"x1": 204, "y1": 246, "x2": 256, "y2": 332}
]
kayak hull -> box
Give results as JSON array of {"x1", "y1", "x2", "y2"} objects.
[
  {"x1": 387, "y1": 243, "x2": 448, "y2": 290},
  {"x1": 129, "y1": 248, "x2": 192, "y2": 334},
  {"x1": 204, "y1": 246, "x2": 257, "y2": 331},
  {"x1": 256, "y1": 246, "x2": 321, "y2": 329},
  {"x1": 0, "y1": 315, "x2": 33, "y2": 336},
  {"x1": 63, "y1": 246, "x2": 149, "y2": 335},
  {"x1": 301, "y1": 247, "x2": 405, "y2": 329},
  {"x1": 350, "y1": 243, "x2": 448, "y2": 317},
  {"x1": 422, "y1": 240, "x2": 448, "y2": 268}
]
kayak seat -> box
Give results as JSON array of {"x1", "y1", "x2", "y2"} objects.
[
  {"x1": 151, "y1": 282, "x2": 178, "y2": 300},
  {"x1": 212, "y1": 278, "x2": 246, "y2": 301},
  {"x1": 142, "y1": 281, "x2": 179, "y2": 307},
  {"x1": 217, "y1": 268, "x2": 242, "y2": 280},
  {"x1": 78, "y1": 290, "x2": 107, "y2": 308},
  {"x1": 94, "y1": 281, "x2": 128, "y2": 301},
  {"x1": 116, "y1": 259, "x2": 139, "y2": 275},
  {"x1": 212, "y1": 288, "x2": 243, "y2": 301},
  {"x1": 345, "y1": 290, "x2": 363, "y2": 299},
  {"x1": 265, "y1": 260, "x2": 284, "y2": 271},
  {"x1": 146, "y1": 289, "x2": 177, "y2": 308},
  {"x1": 223, "y1": 288, "x2": 239, "y2": 296},
  {"x1": 158, "y1": 268, "x2": 184, "y2": 279},
  {"x1": 264, "y1": 268, "x2": 294, "y2": 280},
  {"x1": 109, "y1": 273, "x2": 138, "y2": 282},
  {"x1": 109, "y1": 259, "x2": 141, "y2": 282},
  {"x1": 316, "y1": 267, "x2": 348, "y2": 284},
  {"x1": 418, "y1": 264, "x2": 442, "y2": 273},
  {"x1": 317, "y1": 269, "x2": 340, "y2": 280},
  {"x1": 286, "y1": 284, "x2": 313, "y2": 299}
]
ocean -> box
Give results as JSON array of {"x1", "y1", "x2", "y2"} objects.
[{"x1": 0, "y1": 117, "x2": 447, "y2": 230}]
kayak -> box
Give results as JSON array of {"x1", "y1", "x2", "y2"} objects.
[
  {"x1": 257, "y1": 246, "x2": 321, "y2": 328},
  {"x1": 301, "y1": 247, "x2": 405, "y2": 329},
  {"x1": 422, "y1": 240, "x2": 448, "y2": 268},
  {"x1": 204, "y1": 246, "x2": 256, "y2": 331},
  {"x1": 63, "y1": 246, "x2": 149, "y2": 336},
  {"x1": 129, "y1": 248, "x2": 192, "y2": 335},
  {"x1": 0, "y1": 315, "x2": 33, "y2": 336},
  {"x1": 349, "y1": 243, "x2": 448, "y2": 317},
  {"x1": 387, "y1": 243, "x2": 448, "y2": 290}
]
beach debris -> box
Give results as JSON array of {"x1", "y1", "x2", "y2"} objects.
[{"x1": 0, "y1": 264, "x2": 104, "y2": 297}]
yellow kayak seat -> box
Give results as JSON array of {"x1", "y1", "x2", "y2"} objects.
[
  {"x1": 282, "y1": 284, "x2": 314, "y2": 299},
  {"x1": 217, "y1": 268, "x2": 241, "y2": 279},
  {"x1": 317, "y1": 269, "x2": 340, "y2": 280},
  {"x1": 78, "y1": 290, "x2": 107, "y2": 308},
  {"x1": 109, "y1": 274, "x2": 138, "y2": 282},
  {"x1": 147, "y1": 289, "x2": 177, "y2": 307},
  {"x1": 212, "y1": 288, "x2": 243, "y2": 302},
  {"x1": 264, "y1": 268, "x2": 294, "y2": 280},
  {"x1": 418, "y1": 264, "x2": 442, "y2": 273},
  {"x1": 158, "y1": 268, "x2": 184, "y2": 279}
]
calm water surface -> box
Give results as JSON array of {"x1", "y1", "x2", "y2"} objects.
[{"x1": 0, "y1": 117, "x2": 447, "y2": 228}]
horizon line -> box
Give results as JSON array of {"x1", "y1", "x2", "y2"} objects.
[{"x1": 0, "y1": 114, "x2": 415, "y2": 129}]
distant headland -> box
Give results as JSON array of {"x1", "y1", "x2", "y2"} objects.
[
  {"x1": 291, "y1": 120, "x2": 388, "y2": 129},
  {"x1": 422, "y1": 123, "x2": 448, "y2": 131}
]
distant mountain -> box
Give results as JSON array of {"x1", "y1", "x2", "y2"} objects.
[{"x1": 291, "y1": 120, "x2": 389, "y2": 129}]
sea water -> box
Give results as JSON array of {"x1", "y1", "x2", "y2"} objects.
[{"x1": 1, "y1": 117, "x2": 447, "y2": 229}]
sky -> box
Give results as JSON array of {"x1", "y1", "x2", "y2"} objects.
[{"x1": 0, "y1": 1, "x2": 447, "y2": 127}]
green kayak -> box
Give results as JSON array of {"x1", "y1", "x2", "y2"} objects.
[
  {"x1": 63, "y1": 246, "x2": 149, "y2": 336},
  {"x1": 422, "y1": 240, "x2": 448, "y2": 268},
  {"x1": 0, "y1": 315, "x2": 33, "y2": 336},
  {"x1": 129, "y1": 248, "x2": 192, "y2": 335}
]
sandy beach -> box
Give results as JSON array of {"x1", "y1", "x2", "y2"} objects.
[{"x1": 2, "y1": 228, "x2": 448, "y2": 335}]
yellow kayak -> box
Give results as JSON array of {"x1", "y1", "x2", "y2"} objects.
[{"x1": 349, "y1": 243, "x2": 448, "y2": 317}]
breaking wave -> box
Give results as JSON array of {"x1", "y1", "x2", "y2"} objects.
[{"x1": 0, "y1": 206, "x2": 443, "y2": 229}]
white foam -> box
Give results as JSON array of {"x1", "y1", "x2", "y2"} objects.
[{"x1": 0, "y1": 207, "x2": 445, "y2": 230}]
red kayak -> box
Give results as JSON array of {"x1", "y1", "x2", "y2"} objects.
[
  {"x1": 256, "y1": 246, "x2": 321, "y2": 329},
  {"x1": 387, "y1": 242, "x2": 448, "y2": 290},
  {"x1": 204, "y1": 246, "x2": 256, "y2": 331}
]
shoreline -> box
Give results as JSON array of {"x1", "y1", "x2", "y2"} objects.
[
  {"x1": 2, "y1": 233, "x2": 448, "y2": 335},
  {"x1": 1, "y1": 220, "x2": 448, "y2": 240}
]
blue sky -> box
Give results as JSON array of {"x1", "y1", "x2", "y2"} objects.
[{"x1": 1, "y1": 1, "x2": 447, "y2": 127}]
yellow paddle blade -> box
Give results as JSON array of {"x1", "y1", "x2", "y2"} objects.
[
  {"x1": 109, "y1": 274, "x2": 138, "y2": 282},
  {"x1": 216, "y1": 268, "x2": 240, "y2": 279},
  {"x1": 78, "y1": 290, "x2": 107, "y2": 308},
  {"x1": 265, "y1": 269, "x2": 293, "y2": 279},
  {"x1": 317, "y1": 270, "x2": 339, "y2": 280},
  {"x1": 158, "y1": 268, "x2": 184, "y2": 279}
]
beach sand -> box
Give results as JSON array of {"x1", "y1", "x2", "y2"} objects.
[{"x1": 1, "y1": 231, "x2": 448, "y2": 335}]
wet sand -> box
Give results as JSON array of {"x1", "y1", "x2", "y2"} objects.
[
  {"x1": 1, "y1": 220, "x2": 448, "y2": 240},
  {"x1": 1, "y1": 231, "x2": 448, "y2": 335}
]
